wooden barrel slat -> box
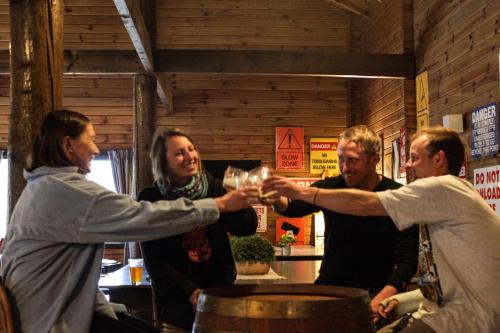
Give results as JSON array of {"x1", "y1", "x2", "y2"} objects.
[{"x1": 194, "y1": 284, "x2": 372, "y2": 333}]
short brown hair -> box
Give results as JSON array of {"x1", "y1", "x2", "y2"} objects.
[
  {"x1": 150, "y1": 128, "x2": 203, "y2": 184},
  {"x1": 413, "y1": 126, "x2": 465, "y2": 176},
  {"x1": 27, "y1": 110, "x2": 90, "y2": 171},
  {"x1": 339, "y1": 125, "x2": 381, "y2": 155}
]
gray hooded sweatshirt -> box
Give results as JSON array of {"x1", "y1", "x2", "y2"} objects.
[{"x1": 1, "y1": 166, "x2": 220, "y2": 333}]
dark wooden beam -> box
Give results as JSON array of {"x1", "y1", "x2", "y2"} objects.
[
  {"x1": 113, "y1": 0, "x2": 172, "y2": 113},
  {"x1": 63, "y1": 50, "x2": 143, "y2": 74},
  {"x1": 155, "y1": 50, "x2": 415, "y2": 79},
  {"x1": 0, "y1": 50, "x2": 414, "y2": 79}
]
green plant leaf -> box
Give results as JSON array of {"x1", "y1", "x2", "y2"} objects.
[{"x1": 230, "y1": 235, "x2": 276, "y2": 264}]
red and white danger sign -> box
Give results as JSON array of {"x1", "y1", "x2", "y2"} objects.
[{"x1": 275, "y1": 127, "x2": 304, "y2": 170}]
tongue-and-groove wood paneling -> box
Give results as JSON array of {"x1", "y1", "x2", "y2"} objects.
[
  {"x1": 352, "y1": 0, "x2": 415, "y2": 172},
  {"x1": 414, "y1": 0, "x2": 500, "y2": 177},
  {"x1": 0, "y1": 0, "x2": 352, "y2": 244},
  {"x1": 156, "y1": 0, "x2": 350, "y2": 51},
  {"x1": 159, "y1": 73, "x2": 349, "y2": 170}
]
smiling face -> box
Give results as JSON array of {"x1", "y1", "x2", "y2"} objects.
[
  {"x1": 64, "y1": 123, "x2": 100, "y2": 174},
  {"x1": 337, "y1": 139, "x2": 378, "y2": 189},
  {"x1": 165, "y1": 135, "x2": 199, "y2": 186}
]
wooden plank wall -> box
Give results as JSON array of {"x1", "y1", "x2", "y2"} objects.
[
  {"x1": 64, "y1": 75, "x2": 134, "y2": 149},
  {"x1": 64, "y1": 0, "x2": 133, "y2": 49},
  {"x1": 414, "y1": 0, "x2": 500, "y2": 177},
  {"x1": 153, "y1": 0, "x2": 353, "y2": 245},
  {"x1": 0, "y1": 73, "x2": 349, "y2": 244},
  {"x1": 0, "y1": 3, "x2": 8, "y2": 50},
  {"x1": 156, "y1": 0, "x2": 350, "y2": 51},
  {"x1": 0, "y1": 75, "x2": 6, "y2": 144},
  {"x1": 353, "y1": 0, "x2": 415, "y2": 174},
  {"x1": 0, "y1": 0, "x2": 134, "y2": 50},
  {"x1": 161, "y1": 73, "x2": 349, "y2": 244},
  {"x1": 0, "y1": 75, "x2": 133, "y2": 150},
  {"x1": 0, "y1": 0, "x2": 353, "y2": 245}
]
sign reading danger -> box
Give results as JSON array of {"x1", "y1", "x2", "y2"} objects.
[
  {"x1": 276, "y1": 127, "x2": 304, "y2": 170},
  {"x1": 309, "y1": 138, "x2": 339, "y2": 175}
]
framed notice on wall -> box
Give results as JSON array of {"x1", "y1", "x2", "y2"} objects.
[
  {"x1": 473, "y1": 165, "x2": 500, "y2": 214},
  {"x1": 275, "y1": 127, "x2": 304, "y2": 171},
  {"x1": 416, "y1": 71, "x2": 430, "y2": 131},
  {"x1": 471, "y1": 102, "x2": 498, "y2": 160},
  {"x1": 252, "y1": 205, "x2": 267, "y2": 233},
  {"x1": 309, "y1": 138, "x2": 339, "y2": 176}
]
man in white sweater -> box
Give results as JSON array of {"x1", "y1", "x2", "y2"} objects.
[{"x1": 263, "y1": 127, "x2": 500, "y2": 333}]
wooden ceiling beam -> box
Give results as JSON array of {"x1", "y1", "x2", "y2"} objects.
[
  {"x1": 113, "y1": 0, "x2": 172, "y2": 113},
  {"x1": 63, "y1": 50, "x2": 143, "y2": 74},
  {"x1": 0, "y1": 50, "x2": 414, "y2": 79},
  {"x1": 322, "y1": 0, "x2": 369, "y2": 17},
  {"x1": 156, "y1": 50, "x2": 414, "y2": 79}
]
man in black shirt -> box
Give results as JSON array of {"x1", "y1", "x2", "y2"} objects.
[{"x1": 268, "y1": 125, "x2": 418, "y2": 323}]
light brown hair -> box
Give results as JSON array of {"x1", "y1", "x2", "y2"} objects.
[
  {"x1": 412, "y1": 126, "x2": 465, "y2": 176},
  {"x1": 339, "y1": 125, "x2": 381, "y2": 155}
]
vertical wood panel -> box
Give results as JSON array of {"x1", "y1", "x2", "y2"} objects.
[
  {"x1": 352, "y1": 0, "x2": 415, "y2": 169},
  {"x1": 0, "y1": 0, "x2": 355, "y2": 244},
  {"x1": 414, "y1": 0, "x2": 500, "y2": 178},
  {"x1": 156, "y1": 0, "x2": 350, "y2": 51}
]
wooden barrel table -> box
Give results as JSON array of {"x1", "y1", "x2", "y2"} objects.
[{"x1": 193, "y1": 284, "x2": 372, "y2": 333}]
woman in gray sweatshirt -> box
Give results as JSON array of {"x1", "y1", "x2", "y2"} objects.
[{"x1": 1, "y1": 110, "x2": 257, "y2": 333}]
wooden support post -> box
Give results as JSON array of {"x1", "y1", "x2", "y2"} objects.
[
  {"x1": 132, "y1": 74, "x2": 155, "y2": 198},
  {"x1": 8, "y1": 0, "x2": 64, "y2": 217},
  {"x1": 113, "y1": 0, "x2": 173, "y2": 114},
  {"x1": 128, "y1": 74, "x2": 155, "y2": 259}
]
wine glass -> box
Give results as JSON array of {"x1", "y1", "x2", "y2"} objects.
[{"x1": 222, "y1": 166, "x2": 248, "y2": 191}]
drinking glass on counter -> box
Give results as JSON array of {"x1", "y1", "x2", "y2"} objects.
[{"x1": 128, "y1": 258, "x2": 144, "y2": 285}]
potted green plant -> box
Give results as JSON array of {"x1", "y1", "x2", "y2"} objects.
[
  {"x1": 230, "y1": 235, "x2": 275, "y2": 275},
  {"x1": 278, "y1": 231, "x2": 295, "y2": 255}
]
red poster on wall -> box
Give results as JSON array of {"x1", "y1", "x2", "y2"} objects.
[
  {"x1": 275, "y1": 127, "x2": 304, "y2": 170},
  {"x1": 275, "y1": 217, "x2": 305, "y2": 246},
  {"x1": 399, "y1": 127, "x2": 407, "y2": 177}
]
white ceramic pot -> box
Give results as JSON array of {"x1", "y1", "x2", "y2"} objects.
[{"x1": 236, "y1": 261, "x2": 271, "y2": 275}]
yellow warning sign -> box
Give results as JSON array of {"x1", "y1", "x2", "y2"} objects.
[
  {"x1": 309, "y1": 138, "x2": 339, "y2": 175},
  {"x1": 416, "y1": 71, "x2": 429, "y2": 114},
  {"x1": 416, "y1": 71, "x2": 429, "y2": 131}
]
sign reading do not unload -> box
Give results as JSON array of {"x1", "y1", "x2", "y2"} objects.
[{"x1": 474, "y1": 165, "x2": 500, "y2": 214}]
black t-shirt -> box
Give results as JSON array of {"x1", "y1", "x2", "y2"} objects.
[{"x1": 283, "y1": 175, "x2": 419, "y2": 294}]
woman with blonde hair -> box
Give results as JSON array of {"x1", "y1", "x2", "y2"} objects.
[{"x1": 139, "y1": 128, "x2": 258, "y2": 332}]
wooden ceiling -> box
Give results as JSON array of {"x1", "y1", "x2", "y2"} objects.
[
  {"x1": 0, "y1": 0, "x2": 408, "y2": 77},
  {"x1": 0, "y1": 0, "x2": 411, "y2": 114}
]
